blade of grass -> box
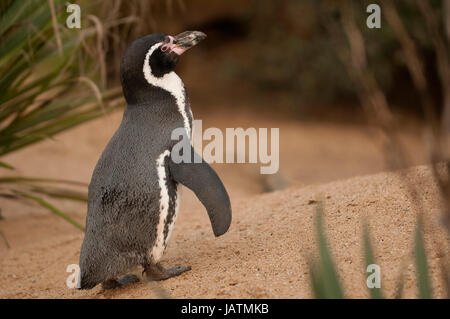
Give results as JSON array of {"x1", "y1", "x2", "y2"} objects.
[
  {"x1": 0, "y1": 105, "x2": 115, "y2": 155},
  {"x1": 27, "y1": 185, "x2": 88, "y2": 202},
  {"x1": 0, "y1": 230, "x2": 10, "y2": 249},
  {"x1": 0, "y1": 0, "x2": 44, "y2": 36},
  {"x1": 47, "y1": 0, "x2": 62, "y2": 56},
  {"x1": 0, "y1": 1, "x2": 55, "y2": 67},
  {"x1": 308, "y1": 259, "x2": 327, "y2": 298},
  {"x1": 393, "y1": 259, "x2": 407, "y2": 299},
  {"x1": 414, "y1": 217, "x2": 432, "y2": 299},
  {"x1": 363, "y1": 222, "x2": 384, "y2": 298},
  {"x1": 13, "y1": 190, "x2": 85, "y2": 231},
  {"x1": 0, "y1": 161, "x2": 14, "y2": 170},
  {"x1": 438, "y1": 255, "x2": 450, "y2": 298},
  {"x1": 0, "y1": 176, "x2": 87, "y2": 186},
  {"x1": 309, "y1": 202, "x2": 345, "y2": 299}
]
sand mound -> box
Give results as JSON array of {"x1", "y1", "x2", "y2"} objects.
[{"x1": 0, "y1": 165, "x2": 448, "y2": 298}]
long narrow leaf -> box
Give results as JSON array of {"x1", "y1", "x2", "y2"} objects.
[
  {"x1": 0, "y1": 177, "x2": 88, "y2": 187},
  {"x1": 309, "y1": 202, "x2": 345, "y2": 299},
  {"x1": 363, "y1": 222, "x2": 383, "y2": 298},
  {"x1": 414, "y1": 217, "x2": 432, "y2": 299},
  {"x1": 0, "y1": 176, "x2": 87, "y2": 186},
  {"x1": 14, "y1": 190, "x2": 85, "y2": 231},
  {"x1": 0, "y1": 161, "x2": 14, "y2": 170},
  {"x1": 394, "y1": 261, "x2": 406, "y2": 299},
  {"x1": 27, "y1": 185, "x2": 88, "y2": 202}
]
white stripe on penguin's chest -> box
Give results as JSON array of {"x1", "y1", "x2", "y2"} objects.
[
  {"x1": 152, "y1": 151, "x2": 182, "y2": 262},
  {"x1": 165, "y1": 184, "x2": 181, "y2": 247}
]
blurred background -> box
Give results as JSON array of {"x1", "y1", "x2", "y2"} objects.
[
  {"x1": 1, "y1": 0, "x2": 449, "y2": 219},
  {"x1": 1, "y1": 0, "x2": 450, "y2": 299},
  {"x1": 1, "y1": 0, "x2": 449, "y2": 216}
]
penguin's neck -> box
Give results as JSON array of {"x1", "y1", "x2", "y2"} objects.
[
  {"x1": 142, "y1": 46, "x2": 192, "y2": 138},
  {"x1": 122, "y1": 74, "x2": 192, "y2": 139}
]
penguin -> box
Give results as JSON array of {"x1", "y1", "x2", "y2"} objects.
[{"x1": 78, "y1": 31, "x2": 232, "y2": 290}]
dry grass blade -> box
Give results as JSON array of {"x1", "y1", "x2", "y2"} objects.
[
  {"x1": 77, "y1": 76, "x2": 104, "y2": 110},
  {"x1": 415, "y1": 0, "x2": 450, "y2": 134},
  {"x1": 47, "y1": 0, "x2": 62, "y2": 56},
  {"x1": 380, "y1": 0, "x2": 437, "y2": 128},
  {"x1": 86, "y1": 14, "x2": 107, "y2": 89},
  {"x1": 0, "y1": 230, "x2": 10, "y2": 249}
]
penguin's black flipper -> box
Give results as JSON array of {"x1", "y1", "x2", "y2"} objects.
[{"x1": 169, "y1": 147, "x2": 231, "y2": 237}]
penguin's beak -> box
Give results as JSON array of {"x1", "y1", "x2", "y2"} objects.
[{"x1": 161, "y1": 31, "x2": 207, "y2": 56}]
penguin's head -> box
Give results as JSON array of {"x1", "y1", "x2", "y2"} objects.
[{"x1": 120, "y1": 31, "x2": 206, "y2": 103}]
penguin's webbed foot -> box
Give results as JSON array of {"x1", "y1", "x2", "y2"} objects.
[
  {"x1": 101, "y1": 274, "x2": 140, "y2": 290},
  {"x1": 144, "y1": 263, "x2": 191, "y2": 281}
]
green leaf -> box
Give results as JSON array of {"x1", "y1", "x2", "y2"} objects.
[
  {"x1": 0, "y1": 0, "x2": 124, "y2": 157},
  {"x1": 394, "y1": 264, "x2": 406, "y2": 299},
  {"x1": 414, "y1": 217, "x2": 432, "y2": 299},
  {"x1": 0, "y1": 176, "x2": 87, "y2": 186},
  {"x1": 0, "y1": 161, "x2": 14, "y2": 170},
  {"x1": 13, "y1": 190, "x2": 85, "y2": 232},
  {"x1": 308, "y1": 259, "x2": 327, "y2": 298},
  {"x1": 0, "y1": 0, "x2": 42, "y2": 35},
  {"x1": 437, "y1": 255, "x2": 449, "y2": 298},
  {"x1": 309, "y1": 202, "x2": 345, "y2": 299},
  {"x1": 27, "y1": 185, "x2": 88, "y2": 202},
  {"x1": 363, "y1": 222, "x2": 383, "y2": 298}
]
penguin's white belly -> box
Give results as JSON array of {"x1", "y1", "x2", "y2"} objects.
[{"x1": 151, "y1": 151, "x2": 181, "y2": 262}]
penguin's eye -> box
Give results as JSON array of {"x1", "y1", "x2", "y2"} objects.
[
  {"x1": 160, "y1": 36, "x2": 174, "y2": 53},
  {"x1": 161, "y1": 44, "x2": 170, "y2": 52}
]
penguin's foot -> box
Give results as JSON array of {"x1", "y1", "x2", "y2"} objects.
[
  {"x1": 101, "y1": 274, "x2": 140, "y2": 290},
  {"x1": 144, "y1": 263, "x2": 191, "y2": 281}
]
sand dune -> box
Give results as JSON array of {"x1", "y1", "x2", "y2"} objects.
[
  {"x1": 1, "y1": 164, "x2": 448, "y2": 298},
  {"x1": 0, "y1": 108, "x2": 446, "y2": 298}
]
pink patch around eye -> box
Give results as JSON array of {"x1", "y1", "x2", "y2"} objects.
[{"x1": 160, "y1": 36, "x2": 186, "y2": 55}]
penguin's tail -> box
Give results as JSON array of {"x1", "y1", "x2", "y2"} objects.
[{"x1": 77, "y1": 268, "x2": 99, "y2": 290}]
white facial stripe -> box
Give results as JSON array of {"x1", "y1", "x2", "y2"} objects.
[{"x1": 143, "y1": 43, "x2": 191, "y2": 138}]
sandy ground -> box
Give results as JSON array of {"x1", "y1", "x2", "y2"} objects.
[{"x1": 0, "y1": 108, "x2": 448, "y2": 298}]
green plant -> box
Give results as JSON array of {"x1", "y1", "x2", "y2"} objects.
[
  {"x1": 308, "y1": 202, "x2": 345, "y2": 298},
  {"x1": 309, "y1": 203, "x2": 445, "y2": 299},
  {"x1": 362, "y1": 222, "x2": 384, "y2": 299},
  {"x1": 414, "y1": 217, "x2": 433, "y2": 298},
  {"x1": 0, "y1": 0, "x2": 124, "y2": 230}
]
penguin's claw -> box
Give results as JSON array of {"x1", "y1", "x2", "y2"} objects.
[
  {"x1": 117, "y1": 274, "x2": 140, "y2": 286},
  {"x1": 101, "y1": 278, "x2": 120, "y2": 290},
  {"x1": 166, "y1": 265, "x2": 192, "y2": 277},
  {"x1": 144, "y1": 263, "x2": 191, "y2": 281},
  {"x1": 101, "y1": 274, "x2": 140, "y2": 290}
]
